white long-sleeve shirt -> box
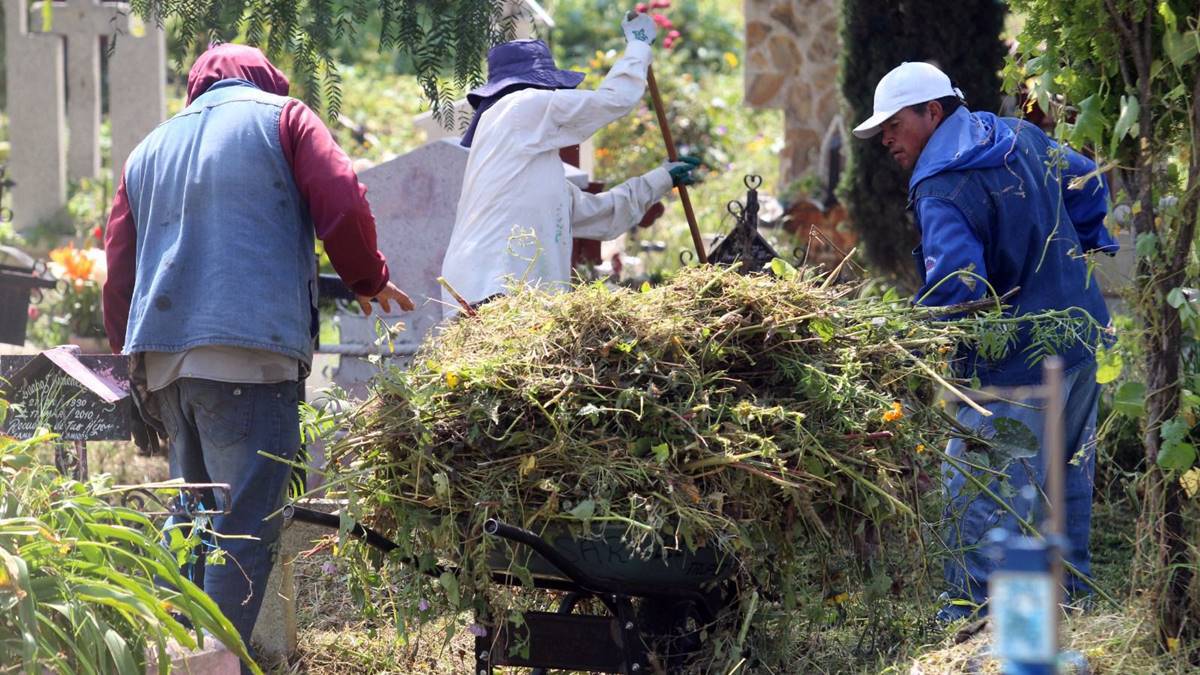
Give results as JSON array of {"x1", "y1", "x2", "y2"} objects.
[{"x1": 440, "y1": 41, "x2": 673, "y2": 317}]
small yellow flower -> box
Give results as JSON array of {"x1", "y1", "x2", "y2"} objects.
[
  {"x1": 825, "y1": 592, "x2": 850, "y2": 605},
  {"x1": 723, "y1": 51, "x2": 739, "y2": 68},
  {"x1": 444, "y1": 371, "x2": 460, "y2": 389},
  {"x1": 916, "y1": 444, "x2": 926, "y2": 454},
  {"x1": 1181, "y1": 468, "x2": 1200, "y2": 499},
  {"x1": 1167, "y1": 637, "x2": 1180, "y2": 652},
  {"x1": 882, "y1": 401, "x2": 904, "y2": 423}
]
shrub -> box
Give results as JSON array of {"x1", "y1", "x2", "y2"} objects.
[
  {"x1": 837, "y1": 0, "x2": 1006, "y2": 288},
  {"x1": 0, "y1": 415, "x2": 253, "y2": 672}
]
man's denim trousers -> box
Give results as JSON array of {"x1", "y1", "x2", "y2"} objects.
[
  {"x1": 156, "y1": 378, "x2": 301, "y2": 658},
  {"x1": 940, "y1": 361, "x2": 1099, "y2": 619}
]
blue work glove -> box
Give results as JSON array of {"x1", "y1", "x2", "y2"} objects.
[
  {"x1": 664, "y1": 156, "x2": 702, "y2": 187},
  {"x1": 622, "y1": 11, "x2": 657, "y2": 45}
]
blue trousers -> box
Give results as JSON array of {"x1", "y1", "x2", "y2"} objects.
[
  {"x1": 940, "y1": 361, "x2": 1099, "y2": 619},
  {"x1": 156, "y1": 378, "x2": 300, "y2": 663}
]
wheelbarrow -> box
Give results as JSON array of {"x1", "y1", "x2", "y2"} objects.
[{"x1": 286, "y1": 505, "x2": 743, "y2": 674}]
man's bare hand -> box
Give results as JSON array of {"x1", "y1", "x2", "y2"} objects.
[{"x1": 357, "y1": 281, "x2": 415, "y2": 315}]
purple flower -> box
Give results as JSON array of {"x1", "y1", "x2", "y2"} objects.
[
  {"x1": 467, "y1": 623, "x2": 487, "y2": 637},
  {"x1": 320, "y1": 561, "x2": 337, "y2": 575},
  {"x1": 418, "y1": 598, "x2": 430, "y2": 612},
  {"x1": 716, "y1": 125, "x2": 728, "y2": 136}
]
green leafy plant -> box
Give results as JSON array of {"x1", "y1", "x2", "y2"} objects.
[{"x1": 0, "y1": 410, "x2": 254, "y2": 673}]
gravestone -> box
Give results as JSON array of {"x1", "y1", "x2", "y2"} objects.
[
  {"x1": 0, "y1": 348, "x2": 130, "y2": 441},
  {"x1": 0, "y1": 347, "x2": 130, "y2": 479},
  {"x1": 106, "y1": 13, "x2": 167, "y2": 181},
  {"x1": 330, "y1": 139, "x2": 590, "y2": 396},
  {"x1": 5, "y1": 0, "x2": 166, "y2": 230}
]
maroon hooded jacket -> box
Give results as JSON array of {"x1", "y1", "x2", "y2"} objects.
[{"x1": 104, "y1": 44, "x2": 390, "y2": 353}]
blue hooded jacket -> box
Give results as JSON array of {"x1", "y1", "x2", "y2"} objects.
[{"x1": 909, "y1": 107, "x2": 1118, "y2": 386}]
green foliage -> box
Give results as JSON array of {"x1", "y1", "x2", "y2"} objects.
[
  {"x1": 328, "y1": 265, "x2": 984, "y2": 671},
  {"x1": 1005, "y1": 0, "x2": 1198, "y2": 160},
  {"x1": 837, "y1": 0, "x2": 1007, "y2": 288},
  {"x1": 0, "y1": 425, "x2": 253, "y2": 672},
  {"x1": 1007, "y1": 4, "x2": 1200, "y2": 636},
  {"x1": 130, "y1": 0, "x2": 517, "y2": 123},
  {"x1": 550, "y1": 0, "x2": 741, "y2": 75},
  {"x1": 323, "y1": 63, "x2": 429, "y2": 164}
]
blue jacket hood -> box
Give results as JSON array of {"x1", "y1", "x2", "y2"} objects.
[{"x1": 909, "y1": 108, "x2": 1015, "y2": 197}]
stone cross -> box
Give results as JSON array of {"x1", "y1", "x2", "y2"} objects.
[
  {"x1": 31, "y1": 0, "x2": 166, "y2": 181},
  {"x1": 4, "y1": 0, "x2": 66, "y2": 231},
  {"x1": 4, "y1": 1, "x2": 166, "y2": 230}
]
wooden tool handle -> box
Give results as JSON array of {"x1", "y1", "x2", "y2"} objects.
[{"x1": 646, "y1": 64, "x2": 708, "y2": 264}]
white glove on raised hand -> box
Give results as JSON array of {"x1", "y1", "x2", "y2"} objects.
[{"x1": 622, "y1": 11, "x2": 657, "y2": 46}]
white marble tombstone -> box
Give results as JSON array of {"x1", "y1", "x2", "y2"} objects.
[
  {"x1": 330, "y1": 138, "x2": 590, "y2": 396},
  {"x1": 107, "y1": 13, "x2": 167, "y2": 179},
  {"x1": 5, "y1": 0, "x2": 67, "y2": 231}
]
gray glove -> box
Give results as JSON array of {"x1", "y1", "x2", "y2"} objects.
[{"x1": 622, "y1": 11, "x2": 657, "y2": 45}]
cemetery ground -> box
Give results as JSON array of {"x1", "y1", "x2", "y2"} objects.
[{"x1": 46, "y1": 437, "x2": 1182, "y2": 673}]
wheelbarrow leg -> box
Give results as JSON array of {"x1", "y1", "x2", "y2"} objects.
[
  {"x1": 530, "y1": 592, "x2": 589, "y2": 675},
  {"x1": 475, "y1": 630, "x2": 493, "y2": 675},
  {"x1": 615, "y1": 595, "x2": 649, "y2": 674}
]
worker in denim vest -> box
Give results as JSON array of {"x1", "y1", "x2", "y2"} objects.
[
  {"x1": 103, "y1": 44, "x2": 413, "y2": 667},
  {"x1": 853, "y1": 62, "x2": 1119, "y2": 623}
]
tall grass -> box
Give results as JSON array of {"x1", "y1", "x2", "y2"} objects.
[{"x1": 0, "y1": 404, "x2": 255, "y2": 674}]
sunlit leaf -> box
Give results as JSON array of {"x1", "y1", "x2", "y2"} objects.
[
  {"x1": 1164, "y1": 30, "x2": 1199, "y2": 69},
  {"x1": 1110, "y1": 95, "x2": 1139, "y2": 153},
  {"x1": 810, "y1": 319, "x2": 836, "y2": 342},
  {"x1": 1095, "y1": 347, "x2": 1124, "y2": 384},
  {"x1": 1069, "y1": 95, "x2": 1107, "y2": 149},
  {"x1": 568, "y1": 499, "x2": 595, "y2": 519}
]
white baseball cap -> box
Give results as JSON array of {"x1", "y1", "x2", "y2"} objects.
[{"x1": 852, "y1": 62, "x2": 964, "y2": 139}]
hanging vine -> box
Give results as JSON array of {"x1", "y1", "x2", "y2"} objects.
[{"x1": 127, "y1": 0, "x2": 517, "y2": 124}]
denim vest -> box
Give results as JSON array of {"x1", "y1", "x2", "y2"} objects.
[
  {"x1": 123, "y1": 80, "x2": 317, "y2": 364},
  {"x1": 911, "y1": 119, "x2": 1110, "y2": 386}
]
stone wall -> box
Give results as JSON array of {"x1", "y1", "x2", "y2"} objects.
[{"x1": 743, "y1": 0, "x2": 841, "y2": 186}]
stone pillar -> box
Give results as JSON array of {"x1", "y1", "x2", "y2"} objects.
[
  {"x1": 743, "y1": 0, "x2": 842, "y2": 185},
  {"x1": 108, "y1": 13, "x2": 167, "y2": 177},
  {"x1": 4, "y1": 0, "x2": 68, "y2": 230}
]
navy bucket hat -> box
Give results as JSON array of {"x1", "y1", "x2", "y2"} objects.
[{"x1": 467, "y1": 39, "x2": 585, "y2": 109}]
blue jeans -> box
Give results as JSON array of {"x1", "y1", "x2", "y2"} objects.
[
  {"x1": 940, "y1": 362, "x2": 1099, "y2": 619},
  {"x1": 155, "y1": 378, "x2": 300, "y2": 663}
]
